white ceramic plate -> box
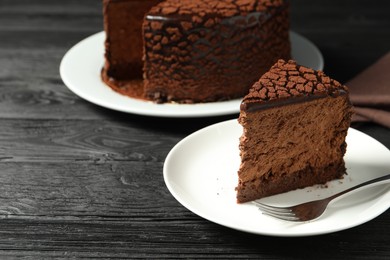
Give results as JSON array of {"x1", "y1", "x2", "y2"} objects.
[
  {"x1": 163, "y1": 119, "x2": 390, "y2": 236},
  {"x1": 60, "y1": 31, "x2": 324, "y2": 117}
]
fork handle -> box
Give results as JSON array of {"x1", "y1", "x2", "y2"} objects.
[{"x1": 329, "y1": 173, "x2": 390, "y2": 202}]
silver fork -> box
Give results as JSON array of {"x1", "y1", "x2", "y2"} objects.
[{"x1": 253, "y1": 173, "x2": 390, "y2": 222}]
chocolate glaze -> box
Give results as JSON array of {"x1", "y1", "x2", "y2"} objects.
[
  {"x1": 241, "y1": 89, "x2": 348, "y2": 112},
  {"x1": 143, "y1": 0, "x2": 291, "y2": 103},
  {"x1": 144, "y1": 10, "x2": 282, "y2": 66}
]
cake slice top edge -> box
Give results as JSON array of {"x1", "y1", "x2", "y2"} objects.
[
  {"x1": 241, "y1": 59, "x2": 350, "y2": 112},
  {"x1": 146, "y1": 0, "x2": 288, "y2": 18}
]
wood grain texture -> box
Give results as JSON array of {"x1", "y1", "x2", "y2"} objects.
[{"x1": 0, "y1": 0, "x2": 389, "y2": 258}]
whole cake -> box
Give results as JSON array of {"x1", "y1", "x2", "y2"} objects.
[
  {"x1": 102, "y1": 0, "x2": 291, "y2": 103},
  {"x1": 236, "y1": 59, "x2": 353, "y2": 203}
]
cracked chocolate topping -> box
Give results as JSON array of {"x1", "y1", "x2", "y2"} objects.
[
  {"x1": 143, "y1": 0, "x2": 290, "y2": 103},
  {"x1": 241, "y1": 59, "x2": 349, "y2": 112},
  {"x1": 146, "y1": 0, "x2": 286, "y2": 17}
]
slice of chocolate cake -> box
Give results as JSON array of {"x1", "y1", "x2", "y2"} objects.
[{"x1": 236, "y1": 59, "x2": 353, "y2": 203}]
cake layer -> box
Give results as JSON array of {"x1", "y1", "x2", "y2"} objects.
[
  {"x1": 143, "y1": 0, "x2": 290, "y2": 103},
  {"x1": 236, "y1": 161, "x2": 346, "y2": 203}
]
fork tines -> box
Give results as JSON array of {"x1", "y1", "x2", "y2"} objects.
[{"x1": 252, "y1": 201, "x2": 301, "y2": 222}]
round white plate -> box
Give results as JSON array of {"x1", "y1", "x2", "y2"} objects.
[
  {"x1": 163, "y1": 119, "x2": 390, "y2": 236},
  {"x1": 60, "y1": 31, "x2": 324, "y2": 117}
]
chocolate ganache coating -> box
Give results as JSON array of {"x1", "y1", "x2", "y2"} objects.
[
  {"x1": 241, "y1": 59, "x2": 349, "y2": 112},
  {"x1": 143, "y1": 0, "x2": 291, "y2": 103}
]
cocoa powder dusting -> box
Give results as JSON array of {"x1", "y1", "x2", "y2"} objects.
[
  {"x1": 243, "y1": 60, "x2": 349, "y2": 105},
  {"x1": 143, "y1": 0, "x2": 290, "y2": 103},
  {"x1": 101, "y1": 68, "x2": 146, "y2": 100}
]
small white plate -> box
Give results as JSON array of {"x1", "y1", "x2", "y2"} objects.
[
  {"x1": 163, "y1": 119, "x2": 390, "y2": 236},
  {"x1": 60, "y1": 31, "x2": 324, "y2": 117}
]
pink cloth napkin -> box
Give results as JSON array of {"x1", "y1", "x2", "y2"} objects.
[{"x1": 346, "y1": 52, "x2": 390, "y2": 128}]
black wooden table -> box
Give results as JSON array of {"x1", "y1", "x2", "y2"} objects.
[{"x1": 0, "y1": 0, "x2": 389, "y2": 258}]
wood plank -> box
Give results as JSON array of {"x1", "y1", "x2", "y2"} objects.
[
  {"x1": 0, "y1": 214, "x2": 387, "y2": 258},
  {"x1": 0, "y1": 118, "x2": 181, "y2": 162},
  {"x1": 0, "y1": 48, "x2": 236, "y2": 121},
  {"x1": 0, "y1": 161, "x2": 186, "y2": 217}
]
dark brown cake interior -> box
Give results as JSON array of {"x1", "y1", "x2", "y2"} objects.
[
  {"x1": 237, "y1": 60, "x2": 353, "y2": 203},
  {"x1": 102, "y1": 0, "x2": 162, "y2": 80},
  {"x1": 101, "y1": 0, "x2": 163, "y2": 99}
]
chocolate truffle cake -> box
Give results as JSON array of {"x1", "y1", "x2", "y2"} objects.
[
  {"x1": 236, "y1": 60, "x2": 353, "y2": 203},
  {"x1": 102, "y1": 0, "x2": 291, "y2": 103}
]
